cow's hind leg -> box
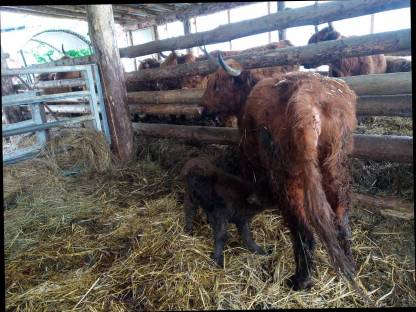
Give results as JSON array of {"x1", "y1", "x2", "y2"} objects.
[
  {"x1": 321, "y1": 153, "x2": 355, "y2": 269},
  {"x1": 282, "y1": 178, "x2": 315, "y2": 290}
]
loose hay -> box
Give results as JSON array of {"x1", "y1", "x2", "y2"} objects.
[{"x1": 4, "y1": 129, "x2": 415, "y2": 310}]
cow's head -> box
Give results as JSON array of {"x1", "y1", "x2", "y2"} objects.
[
  {"x1": 304, "y1": 24, "x2": 342, "y2": 69},
  {"x1": 200, "y1": 52, "x2": 257, "y2": 120}
]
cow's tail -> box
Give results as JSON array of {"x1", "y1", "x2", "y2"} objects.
[{"x1": 289, "y1": 96, "x2": 359, "y2": 290}]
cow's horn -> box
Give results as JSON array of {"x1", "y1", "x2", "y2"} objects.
[
  {"x1": 159, "y1": 52, "x2": 168, "y2": 58},
  {"x1": 218, "y1": 51, "x2": 241, "y2": 77},
  {"x1": 199, "y1": 45, "x2": 217, "y2": 64}
]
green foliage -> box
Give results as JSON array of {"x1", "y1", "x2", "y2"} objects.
[
  {"x1": 64, "y1": 48, "x2": 92, "y2": 58},
  {"x1": 31, "y1": 47, "x2": 92, "y2": 64}
]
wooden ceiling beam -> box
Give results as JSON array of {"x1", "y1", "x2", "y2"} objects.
[{"x1": 123, "y1": 2, "x2": 256, "y2": 30}]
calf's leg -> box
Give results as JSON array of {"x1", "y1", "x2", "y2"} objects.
[
  {"x1": 210, "y1": 216, "x2": 228, "y2": 267},
  {"x1": 236, "y1": 219, "x2": 267, "y2": 255},
  {"x1": 183, "y1": 191, "x2": 198, "y2": 234}
]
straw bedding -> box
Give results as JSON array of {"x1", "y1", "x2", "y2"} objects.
[{"x1": 3, "y1": 126, "x2": 415, "y2": 310}]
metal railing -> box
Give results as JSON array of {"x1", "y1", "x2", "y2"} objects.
[{"x1": 2, "y1": 64, "x2": 111, "y2": 165}]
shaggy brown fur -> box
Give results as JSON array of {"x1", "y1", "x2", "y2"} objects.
[
  {"x1": 385, "y1": 56, "x2": 412, "y2": 73},
  {"x1": 138, "y1": 58, "x2": 161, "y2": 70},
  {"x1": 201, "y1": 65, "x2": 358, "y2": 290},
  {"x1": 181, "y1": 157, "x2": 274, "y2": 266},
  {"x1": 305, "y1": 26, "x2": 387, "y2": 77}
]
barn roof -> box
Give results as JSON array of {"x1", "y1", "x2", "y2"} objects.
[{"x1": 0, "y1": 3, "x2": 254, "y2": 30}]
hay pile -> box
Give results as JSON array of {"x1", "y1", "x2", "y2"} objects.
[{"x1": 4, "y1": 129, "x2": 415, "y2": 310}]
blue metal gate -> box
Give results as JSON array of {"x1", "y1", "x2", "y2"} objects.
[{"x1": 2, "y1": 64, "x2": 111, "y2": 165}]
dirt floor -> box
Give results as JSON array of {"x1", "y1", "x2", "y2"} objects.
[{"x1": 3, "y1": 124, "x2": 414, "y2": 310}]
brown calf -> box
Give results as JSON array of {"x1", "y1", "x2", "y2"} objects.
[
  {"x1": 305, "y1": 25, "x2": 386, "y2": 77},
  {"x1": 181, "y1": 157, "x2": 274, "y2": 267}
]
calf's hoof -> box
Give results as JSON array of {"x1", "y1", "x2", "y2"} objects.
[
  {"x1": 211, "y1": 253, "x2": 224, "y2": 267},
  {"x1": 287, "y1": 274, "x2": 313, "y2": 291}
]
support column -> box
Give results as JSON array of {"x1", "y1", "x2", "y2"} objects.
[
  {"x1": 86, "y1": 4, "x2": 134, "y2": 162},
  {"x1": 182, "y1": 18, "x2": 192, "y2": 54},
  {"x1": 277, "y1": 1, "x2": 287, "y2": 41}
]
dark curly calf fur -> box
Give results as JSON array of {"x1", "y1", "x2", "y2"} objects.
[{"x1": 181, "y1": 157, "x2": 274, "y2": 267}]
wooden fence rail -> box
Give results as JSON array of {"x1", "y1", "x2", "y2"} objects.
[
  {"x1": 132, "y1": 123, "x2": 413, "y2": 163},
  {"x1": 125, "y1": 29, "x2": 411, "y2": 85},
  {"x1": 119, "y1": 0, "x2": 409, "y2": 58}
]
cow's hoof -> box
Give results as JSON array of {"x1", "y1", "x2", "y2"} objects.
[
  {"x1": 211, "y1": 253, "x2": 224, "y2": 267},
  {"x1": 287, "y1": 274, "x2": 313, "y2": 291}
]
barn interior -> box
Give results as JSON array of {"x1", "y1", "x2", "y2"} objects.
[{"x1": 2, "y1": 2, "x2": 414, "y2": 310}]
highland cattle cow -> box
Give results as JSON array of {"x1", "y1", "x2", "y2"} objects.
[
  {"x1": 305, "y1": 24, "x2": 387, "y2": 77},
  {"x1": 200, "y1": 55, "x2": 358, "y2": 291}
]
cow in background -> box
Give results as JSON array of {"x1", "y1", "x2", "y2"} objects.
[
  {"x1": 304, "y1": 24, "x2": 387, "y2": 77},
  {"x1": 385, "y1": 56, "x2": 412, "y2": 73}
]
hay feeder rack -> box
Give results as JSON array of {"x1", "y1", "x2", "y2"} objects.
[{"x1": 2, "y1": 64, "x2": 111, "y2": 165}]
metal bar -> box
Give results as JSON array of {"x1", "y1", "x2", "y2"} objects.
[
  {"x1": 2, "y1": 115, "x2": 93, "y2": 137},
  {"x1": 35, "y1": 78, "x2": 86, "y2": 89},
  {"x1": 3, "y1": 144, "x2": 43, "y2": 165},
  {"x1": 30, "y1": 103, "x2": 48, "y2": 144},
  {"x1": 1, "y1": 65, "x2": 93, "y2": 75},
  {"x1": 84, "y1": 65, "x2": 102, "y2": 132},
  {"x1": 2, "y1": 90, "x2": 90, "y2": 106},
  {"x1": 2, "y1": 119, "x2": 35, "y2": 132},
  {"x1": 93, "y1": 64, "x2": 111, "y2": 143}
]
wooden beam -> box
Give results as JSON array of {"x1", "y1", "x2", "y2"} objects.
[
  {"x1": 341, "y1": 72, "x2": 411, "y2": 95},
  {"x1": 124, "y1": 29, "x2": 411, "y2": 83},
  {"x1": 123, "y1": 3, "x2": 256, "y2": 30},
  {"x1": 356, "y1": 94, "x2": 412, "y2": 117},
  {"x1": 129, "y1": 104, "x2": 202, "y2": 116},
  {"x1": 277, "y1": 2, "x2": 287, "y2": 41},
  {"x1": 86, "y1": 5, "x2": 134, "y2": 161},
  {"x1": 132, "y1": 123, "x2": 413, "y2": 163},
  {"x1": 351, "y1": 193, "x2": 414, "y2": 220},
  {"x1": 119, "y1": 0, "x2": 409, "y2": 57},
  {"x1": 128, "y1": 89, "x2": 204, "y2": 105}
]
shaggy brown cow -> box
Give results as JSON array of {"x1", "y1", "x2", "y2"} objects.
[
  {"x1": 305, "y1": 25, "x2": 386, "y2": 77},
  {"x1": 138, "y1": 58, "x2": 160, "y2": 70},
  {"x1": 181, "y1": 156, "x2": 274, "y2": 266},
  {"x1": 200, "y1": 57, "x2": 358, "y2": 291},
  {"x1": 385, "y1": 56, "x2": 412, "y2": 73}
]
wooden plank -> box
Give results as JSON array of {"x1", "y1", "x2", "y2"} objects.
[
  {"x1": 356, "y1": 94, "x2": 412, "y2": 117},
  {"x1": 341, "y1": 72, "x2": 411, "y2": 95},
  {"x1": 86, "y1": 5, "x2": 134, "y2": 162},
  {"x1": 124, "y1": 29, "x2": 411, "y2": 83},
  {"x1": 119, "y1": 0, "x2": 410, "y2": 57},
  {"x1": 132, "y1": 123, "x2": 413, "y2": 163},
  {"x1": 352, "y1": 193, "x2": 414, "y2": 220},
  {"x1": 127, "y1": 89, "x2": 204, "y2": 105},
  {"x1": 129, "y1": 104, "x2": 202, "y2": 116},
  {"x1": 35, "y1": 78, "x2": 86, "y2": 89},
  {"x1": 45, "y1": 104, "x2": 91, "y2": 114}
]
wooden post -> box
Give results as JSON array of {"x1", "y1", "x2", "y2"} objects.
[
  {"x1": 182, "y1": 18, "x2": 192, "y2": 54},
  {"x1": 370, "y1": 14, "x2": 375, "y2": 34},
  {"x1": 277, "y1": 1, "x2": 286, "y2": 41},
  {"x1": 86, "y1": 5, "x2": 134, "y2": 162},
  {"x1": 128, "y1": 30, "x2": 138, "y2": 71},
  {"x1": 227, "y1": 9, "x2": 232, "y2": 50},
  {"x1": 152, "y1": 25, "x2": 161, "y2": 61}
]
